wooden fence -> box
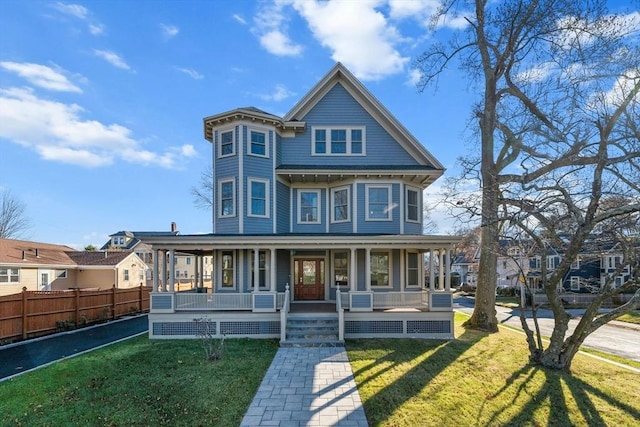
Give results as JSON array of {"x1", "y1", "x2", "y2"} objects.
[{"x1": 0, "y1": 286, "x2": 151, "y2": 344}]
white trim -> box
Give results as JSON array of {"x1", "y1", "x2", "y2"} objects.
[
  {"x1": 570, "y1": 276, "x2": 581, "y2": 291},
  {"x1": 405, "y1": 186, "x2": 420, "y2": 223},
  {"x1": 330, "y1": 185, "x2": 351, "y2": 223},
  {"x1": 217, "y1": 127, "x2": 236, "y2": 158},
  {"x1": 297, "y1": 189, "x2": 322, "y2": 224},
  {"x1": 247, "y1": 178, "x2": 270, "y2": 218},
  {"x1": 311, "y1": 126, "x2": 366, "y2": 156},
  {"x1": 365, "y1": 184, "x2": 392, "y2": 221},
  {"x1": 218, "y1": 178, "x2": 236, "y2": 218},
  {"x1": 247, "y1": 126, "x2": 270, "y2": 158}
]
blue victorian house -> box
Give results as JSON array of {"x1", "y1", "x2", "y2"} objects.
[{"x1": 144, "y1": 63, "x2": 459, "y2": 345}]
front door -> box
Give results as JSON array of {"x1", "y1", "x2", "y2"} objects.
[
  {"x1": 39, "y1": 272, "x2": 50, "y2": 291},
  {"x1": 294, "y1": 259, "x2": 325, "y2": 300}
]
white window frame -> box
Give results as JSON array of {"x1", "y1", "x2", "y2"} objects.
[
  {"x1": 331, "y1": 186, "x2": 350, "y2": 223},
  {"x1": 248, "y1": 127, "x2": 269, "y2": 158},
  {"x1": 332, "y1": 251, "x2": 349, "y2": 288},
  {"x1": 570, "y1": 276, "x2": 581, "y2": 291},
  {"x1": 570, "y1": 257, "x2": 580, "y2": 270},
  {"x1": 218, "y1": 178, "x2": 236, "y2": 218},
  {"x1": 366, "y1": 184, "x2": 392, "y2": 221},
  {"x1": 406, "y1": 251, "x2": 420, "y2": 288},
  {"x1": 0, "y1": 268, "x2": 20, "y2": 284},
  {"x1": 546, "y1": 255, "x2": 560, "y2": 270},
  {"x1": 370, "y1": 251, "x2": 392, "y2": 288},
  {"x1": 248, "y1": 178, "x2": 270, "y2": 218},
  {"x1": 218, "y1": 128, "x2": 236, "y2": 158},
  {"x1": 250, "y1": 250, "x2": 269, "y2": 290},
  {"x1": 298, "y1": 189, "x2": 321, "y2": 224},
  {"x1": 124, "y1": 269, "x2": 130, "y2": 281},
  {"x1": 219, "y1": 250, "x2": 236, "y2": 290},
  {"x1": 311, "y1": 126, "x2": 366, "y2": 156},
  {"x1": 405, "y1": 186, "x2": 420, "y2": 223}
]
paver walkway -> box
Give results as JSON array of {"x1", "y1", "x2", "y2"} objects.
[{"x1": 240, "y1": 347, "x2": 369, "y2": 427}]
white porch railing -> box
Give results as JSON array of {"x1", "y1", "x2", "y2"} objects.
[
  {"x1": 339, "y1": 291, "x2": 431, "y2": 310},
  {"x1": 175, "y1": 293, "x2": 252, "y2": 310},
  {"x1": 280, "y1": 285, "x2": 290, "y2": 343}
]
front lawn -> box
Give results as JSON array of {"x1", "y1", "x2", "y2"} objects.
[
  {"x1": 0, "y1": 337, "x2": 279, "y2": 427},
  {"x1": 347, "y1": 313, "x2": 640, "y2": 426}
]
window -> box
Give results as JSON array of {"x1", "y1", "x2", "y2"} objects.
[
  {"x1": 299, "y1": 190, "x2": 320, "y2": 223},
  {"x1": 124, "y1": 269, "x2": 130, "y2": 281},
  {"x1": 570, "y1": 257, "x2": 580, "y2": 270},
  {"x1": 219, "y1": 179, "x2": 236, "y2": 217},
  {"x1": 333, "y1": 251, "x2": 349, "y2": 287},
  {"x1": 331, "y1": 186, "x2": 350, "y2": 222},
  {"x1": 407, "y1": 252, "x2": 419, "y2": 287},
  {"x1": 249, "y1": 130, "x2": 267, "y2": 156},
  {"x1": 406, "y1": 187, "x2": 419, "y2": 222},
  {"x1": 186, "y1": 258, "x2": 192, "y2": 265},
  {"x1": 546, "y1": 255, "x2": 560, "y2": 270},
  {"x1": 251, "y1": 251, "x2": 267, "y2": 289},
  {"x1": 249, "y1": 179, "x2": 269, "y2": 217},
  {"x1": 370, "y1": 252, "x2": 390, "y2": 287},
  {"x1": 55, "y1": 269, "x2": 67, "y2": 279},
  {"x1": 0, "y1": 268, "x2": 20, "y2": 283},
  {"x1": 366, "y1": 185, "x2": 391, "y2": 220},
  {"x1": 219, "y1": 129, "x2": 235, "y2": 157},
  {"x1": 570, "y1": 276, "x2": 581, "y2": 291},
  {"x1": 139, "y1": 269, "x2": 145, "y2": 281},
  {"x1": 312, "y1": 126, "x2": 366, "y2": 155},
  {"x1": 221, "y1": 251, "x2": 235, "y2": 288}
]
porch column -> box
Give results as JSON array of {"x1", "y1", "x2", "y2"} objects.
[
  {"x1": 438, "y1": 249, "x2": 444, "y2": 290},
  {"x1": 161, "y1": 250, "x2": 168, "y2": 292},
  {"x1": 194, "y1": 255, "x2": 199, "y2": 289},
  {"x1": 270, "y1": 248, "x2": 276, "y2": 292},
  {"x1": 169, "y1": 249, "x2": 176, "y2": 292},
  {"x1": 152, "y1": 249, "x2": 159, "y2": 292},
  {"x1": 253, "y1": 248, "x2": 260, "y2": 292},
  {"x1": 365, "y1": 247, "x2": 371, "y2": 291},
  {"x1": 419, "y1": 251, "x2": 425, "y2": 289},
  {"x1": 350, "y1": 247, "x2": 357, "y2": 292},
  {"x1": 400, "y1": 249, "x2": 405, "y2": 293},
  {"x1": 199, "y1": 255, "x2": 205, "y2": 288},
  {"x1": 445, "y1": 247, "x2": 451, "y2": 291},
  {"x1": 429, "y1": 249, "x2": 435, "y2": 292}
]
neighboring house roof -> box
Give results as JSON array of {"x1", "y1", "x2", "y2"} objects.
[
  {"x1": 66, "y1": 251, "x2": 133, "y2": 267},
  {"x1": 0, "y1": 238, "x2": 77, "y2": 267},
  {"x1": 100, "y1": 230, "x2": 179, "y2": 250}
]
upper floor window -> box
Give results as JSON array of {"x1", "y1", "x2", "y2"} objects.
[
  {"x1": 219, "y1": 178, "x2": 236, "y2": 218},
  {"x1": 331, "y1": 186, "x2": 350, "y2": 223},
  {"x1": 546, "y1": 255, "x2": 561, "y2": 270},
  {"x1": 112, "y1": 236, "x2": 125, "y2": 246},
  {"x1": 249, "y1": 178, "x2": 269, "y2": 217},
  {"x1": 312, "y1": 126, "x2": 366, "y2": 155},
  {"x1": 299, "y1": 190, "x2": 320, "y2": 223},
  {"x1": 249, "y1": 129, "x2": 268, "y2": 157},
  {"x1": 0, "y1": 268, "x2": 20, "y2": 283},
  {"x1": 406, "y1": 187, "x2": 419, "y2": 222},
  {"x1": 570, "y1": 276, "x2": 581, "y2": 291},
  {"x1": 124, "y1": 269, "x2": 130, "y2": 281},
  {"x1": 219, "y1": 129, "x2": 235, "y2": 158},
  {"x1": 366, "y1": 185, "x2": 392, "y2": 221}
]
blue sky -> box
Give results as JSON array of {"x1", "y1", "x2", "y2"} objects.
[{"x1": 0, "y1": 0, "x2": 637, "y2": 249}]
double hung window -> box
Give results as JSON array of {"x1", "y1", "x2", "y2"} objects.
[
  {"x1": 406, "y1": 187, "x2": 419, "y2": 222},
  {"x1": 221, "y1": 251, "x2": 235, "y2": 288},
  {"x1": 299, "y1": 190, "x2": 320, "y2": 223},
  {"x1": 219, "y1": 179, "x2": 236, "y2": 217},
  {"x1": 370, "y1": 252, "x2": 390, "y2": 287},
  {"x1": 331, "y1": 186, "x2": 350, "y2": 222},
  {"x1": 219, "y1": 129, "x2": 235, "y2": 157},
  {"x1": 249, "y1": 179, "x2": 269, "y2": 217},
  {"x1": 366, "y1": 185, "x2": 391, "y2": 220},
  {"x1": 249, "y1": 130, "x2": 267, "y2": 156}
]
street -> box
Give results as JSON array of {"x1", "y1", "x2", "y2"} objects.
[{"x1": 454, "y1": 295, "x2": 640, "y2": 364}]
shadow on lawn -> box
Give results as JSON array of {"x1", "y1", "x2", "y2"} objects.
[
  {"x1": 482, "y1": 364, "x2": 640, "y2": 426},
  {"x1": 347, "y1": 328, "x2": 487, "y2": 426}
]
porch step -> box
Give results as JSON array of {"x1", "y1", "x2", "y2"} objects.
[{"x1": 281, "y1": 314, "x2": 344, "y2": 347}]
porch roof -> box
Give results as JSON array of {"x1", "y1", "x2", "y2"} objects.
[{"x1": 139, "y1": 233, "x2": 461, "y2": 255}]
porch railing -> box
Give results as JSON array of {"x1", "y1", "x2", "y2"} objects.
[
  {"x1": 280, "y1": 285, "x2": 290, "y2": 343},
  {"x1": 175, "y1": 293, "x2": 252, "y2": 311},
  {"x1": 373, "y1": 291, "x2": 429, "y2": 309}
]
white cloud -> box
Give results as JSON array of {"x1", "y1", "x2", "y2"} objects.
[
  {"x1": 514, "y1": 61, "x2": 556, "y2": 84},
  {"x1": 0, "y1": 87, "x2": 184, "y2": 169},
  {"x1": 176, "y1": 67, "x2": 204, "y2": 80},
  {"x1": 259, "y1": 30, "x2": 304, "y2": 56},
  {"x1": 233, "y1": 14, "x2": 247, "y2": 25},
  {"x1": 161, "y1": 23, "x2": 179, "y2": 39},
  {"x1": 407, "y1": 68, "x2": 422, "y2": 86},
  {"x1": 181, "y1": 144, "x2": 197, "y2": 157},
  {"x1": 93, "y1": 50, "x2": 131, "y2": 70},
  {"x1": 89, "y1": 24, "x2": 105, "y2": 35},
  {"x1": 52, "y1": 2, "x2": 88, "y2": 19},
  {"x1": 258, "y1": 84, "x2": 296, "y2": 102},
  {"x1": 0, "y1": 61, "x2": 82, "y2": 93},
  {"x1": 253, "y1": 1, "x2": 303, "y2": 56}
]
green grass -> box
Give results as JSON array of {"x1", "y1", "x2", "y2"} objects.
[
  {"x1": 616, "y1": 311, "x2": 640, "y2": 325},
  {"x1": 347, "y1": 313, "x2": 640, "y2": 427},
  {"x1": 0, "y1": 336, "x2": 279, "y2": 427}
]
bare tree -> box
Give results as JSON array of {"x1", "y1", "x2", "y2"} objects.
[
  {"x1": 416, "y1": 0, "x2": 638, "y2": 338},
  {"x1": 0, "y1": 189, "x2": 31, "y2": 239},
  {"x1": 190, "y1": 164, "x2": 213, "y2": 210}
]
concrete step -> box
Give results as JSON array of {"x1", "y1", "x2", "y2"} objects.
[
  {"x1": 283, "y1": 314, "x2": 342, "y2": 347},
  {"x1": 280, "y1": 338, "x2": 344, "y2": 348}
]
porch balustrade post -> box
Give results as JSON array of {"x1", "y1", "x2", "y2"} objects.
[
  {"x1": 438, "y1": 249, "x2": 444, "y2": 290},
  {"x1": 365, "y1": 247, "x2": 371, "y2": 291},
  {"x1": 169, "y1": 249, "x2": 176, "y2": 292},
  {"x1": 153, "y1": 249, "x2": 159, "y2": 292},
  {"x1": 270, "y1": 248, "x2": 276, "y2": 292},
  {"x1": 350, "y1": 247, "x2": 356, "y2": 292},
  {"x1": 429, "y1": 249, "x2": 435, "y2": 292}
]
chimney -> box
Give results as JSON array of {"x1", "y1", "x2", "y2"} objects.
[
  {"x1": 22, "y1": 250, "x2": 26, "y2": 261},
  {"x1": 171, "y1": 222, "x2": 177, "y2": 233}
]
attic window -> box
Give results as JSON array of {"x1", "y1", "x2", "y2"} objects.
[{"x1": 312, "y1": 126, "x2": 365, "y2": 156}]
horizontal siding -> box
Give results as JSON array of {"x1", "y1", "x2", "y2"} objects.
[
  {"x1": 281, "y1": 83, "x2": 420, "y2": 167},
  {"x1": 276, "y1": 181, "x2": 290, "y2": 233}
]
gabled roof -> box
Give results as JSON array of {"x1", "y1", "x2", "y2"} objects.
[
  {"x1": 0, "y1": 238, "x2": 77, "y2": 267},
  {"x1": 67, "y1": 251, "x2": 133, "y2": 267},
  {"x1": 101, "y1": 230, "x2": 179, "y2": 250},
  {"x1": 283, "y1": 62, "x2": 444, "y2": 171}
]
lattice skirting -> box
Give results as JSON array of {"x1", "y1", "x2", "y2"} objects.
[
  {"x1": 344, "y1": 319, "x2": 452, "y2": 338},
  {"x1": 149, "y1": 313, "x2": 281, "y2": 339}
]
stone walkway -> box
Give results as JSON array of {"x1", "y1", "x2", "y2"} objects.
[{"x1": 240, "y1": 347, "x2": 369, "y2": 426}]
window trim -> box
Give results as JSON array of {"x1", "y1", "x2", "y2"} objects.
[
  {"x1": 365, "y1": 184, "x2": 392, "y2": 221},
  {"x1": 405, "y1": 186, "x2": 420, "y2": 223},
  {"x1": 248, "y1": 178, "x2": 270, "y2": 218},
  {"x1": 570, "y1": 276, "x2": 581, "y2": 291},
  {"x1": 248, "y1": 127, "x2": 269, "y2": 158},
  {"x1": 406, "y1": 251, "x2": 420, "y2": 288},
  {"x1": 332, "y1": 251, "x2": 349, "y2": 288},
  {"x1": 311, "y1": 126, "x2": 366, "y2": 156},
  {"x1": 331, "y1": 186, "x2": 350, "y2": 223},
  {"x1": 370, "y1": 250, "x2": 392, "y2": 288},
  {"x1": 0, "y1": 268, "x2": 20, "y2": 284},
  {"x1": 250, "y1": 250, "x2": 269, "y2": 290},
  {"x1": 218, "y1": 178, "x2": 236, "y2": 218},
  {"x1": 298, "y1": 189, "x2": 321, "y2": 224},
  {"x1": 218, "y1": 128, "x2": 236, "y2": 158},
  {"x1": 219, "y1": 250, "x2": 236, "y2": 290}
]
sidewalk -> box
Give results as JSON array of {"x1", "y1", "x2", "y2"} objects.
[
  {"x1": 241, "y1": 347, "x2": 369, "y2": 427},
  {"x1": 0, "y1": 314, "x2": 148, "y2": 381}
]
